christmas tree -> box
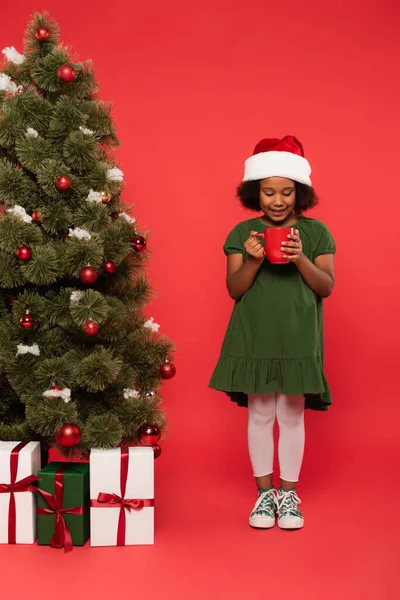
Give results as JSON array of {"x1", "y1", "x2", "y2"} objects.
[{"x1": 0, "y1": 12, "x2": 175, "y2": 455}]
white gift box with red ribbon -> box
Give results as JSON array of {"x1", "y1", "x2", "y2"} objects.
[
  {"x1": 90, "y1": 446, "x2": 154, "y2": 547},
  {"x1": 0, "y1": 441, "x2": 41, "y2": 544}
]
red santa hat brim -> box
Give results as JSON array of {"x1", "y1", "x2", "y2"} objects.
[{"x1": 243, "y1": 151, "x2": 312, "y2": 186}]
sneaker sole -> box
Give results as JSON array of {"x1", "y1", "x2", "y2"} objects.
[
  {"x1": 278, "y1": 518, "x2": 304, "y2": 530},
  {"x1": 249, "y1": 516, "x2": 276, "y2": 529}
]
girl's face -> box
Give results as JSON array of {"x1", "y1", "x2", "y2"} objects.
[{"x1": 259, "y1": 177, "x2": 296, "y2": 225}]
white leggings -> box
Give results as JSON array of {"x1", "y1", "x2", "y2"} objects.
[{"x1": 248, "y1": 392, "x2": 305, "y2": 482}]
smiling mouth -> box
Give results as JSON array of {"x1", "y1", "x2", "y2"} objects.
[{"x1": 270, "y1": 209, "x2": 286, "y2": 215}]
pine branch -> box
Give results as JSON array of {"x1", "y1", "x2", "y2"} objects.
[
  {"x1": 23, "y1": 11, "x2": 60, "y2": 61},
  {"x1": 26, "y1": 396, "x2": 78, "y2": 437},
  {"x1": 82, "y1": 413, "x2": 123, "y2": 449},
  {"x1": 77, "y1": 347, "x2": 123, "y2": 392}
]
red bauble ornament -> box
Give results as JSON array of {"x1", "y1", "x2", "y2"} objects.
[
  {"x1": 19, "y1": 313, "x2": 34, "y2": 329},
  {"x1": 82, "y1": 320, "x2": 99, "y2": 336},
  {"x1": 100, "y1": 190, "x2": 112, "y2": 204},
  {"x1": 57, "y1": 64, "x2": 77, "y2": 83},
  {"x1": 132, "y1": 236, "x2": 147, "y2": 252},
  {"x1": 153, "y1": 444, "x2": 162, "y2": 459},
  {"x1": 104, "y1": 260, "x2": 117, "y2": 275},
  {"x1": 32, "y1": 209, "x2": 42, "y2": 222},
  {"x1": 160, "y1": 362, "x2": 176, "y2": 380},
  {"x1": 138, "y1": 424, "x2": 161, "y2": 447},
  {"x1": 16, "y1": 245, "x2": 32, "y2": 261},
  {"x1": 79, "y1": 266, "x2": 98, "y2": 285},
  {"x1": 56, "y1": 175, "x2": 71, "y2": 191},
  {"x1": 55, "y1": 423, "x2": 81, "y2": 448},
  {"x1": 35, "y1": 27, "x2": 50, "y2": 41}
]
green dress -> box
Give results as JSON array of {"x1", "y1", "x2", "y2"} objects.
[{"x1": 209, "y1": 216, "x2": 336, "y2": 411}]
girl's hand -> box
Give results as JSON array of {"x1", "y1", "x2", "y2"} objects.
[
  {"x1": 244, "y1": 231, "x2": 265, "y2": 261},
  {"x1": 281, "y1": 230, "x2": 304, "y2": 263}
]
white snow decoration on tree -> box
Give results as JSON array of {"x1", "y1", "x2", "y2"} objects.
[
  {"x1": 119, "y1": 212, "x2": 136, "y2": 224},
  {"x1": 123, "y1": 388, "x2": 141, "y2": 400},
  {"x1": 43, "y1": 388, "x2": 72, "y2": 403},
  {"x1": 0, "y1": 73, "x2": 18, "y2": 93},
  {"x1": 86, "y1": 189, "x2": 102, "y2": 203},
  {"x1": 26, "y1": 127, "x2": 39, "y2": 138},
  {"x1": 16, "y1": 343, "x2": 40, "y2": 356},
  {"x1": 7, "y1": 205, "x2": 33, "y2": 223},
  {"x1": 144, "y1": 318, "x2": 160, "y2": 333},
  {"x1": 68, "y1": 227, "x2": 91, "y2": 240},
  {"x1": 79, "y1": 125, "x2": 94, "y2": 135},
  {"x1": 2, "y1": 46, "x2": 25, "y2": 65},
  {"x1": 70, "y1": 291, "x2": 84, "y2": 305},
  {"x1": 106, "y1": 167, "x2": 124, "y2": 182}
]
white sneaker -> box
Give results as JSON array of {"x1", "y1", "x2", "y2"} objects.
[
  {"x1": 249, "y1": 488, "x2": 277, "y2": 529},
  {"x1": 276, "y1": 489, "x2": 304, "y2": 530}
]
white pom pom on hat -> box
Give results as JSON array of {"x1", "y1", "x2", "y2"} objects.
[{"x1": 243, "y1": 135, "x2": 312, "y2": 186}]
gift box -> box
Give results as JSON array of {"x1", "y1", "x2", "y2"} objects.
[
  {"x1": 90, "y1": 446, "x2": 154, "y2": 547},
  {"x1": 37, "y1": 462, "x2": 90, "y2": 552},
  {"x1": 0, "y1": 441, "x2": 41, "y2": 544}
]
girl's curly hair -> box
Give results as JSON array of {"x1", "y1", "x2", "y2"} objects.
[{"x1": 236, "y1": 180, "x2": 319, "y2": 215}]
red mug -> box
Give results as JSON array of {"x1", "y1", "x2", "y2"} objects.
[{"x1": 252, "y1": 228, "x2": 295, "y2": 264}]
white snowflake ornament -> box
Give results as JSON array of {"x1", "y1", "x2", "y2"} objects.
[
  {"x1": 68, "y1": 227, "x2": 91, "y2": 241},
  {"x1": 86, "y1": 189, "x2": 102, "y2": 203},
  {"x1": 144, "y1": 317, "x2": 160, "y2": 333},
  {"x1": 16, "y1": 343, "x2": 40, "y2": 356},
  {"x1": 106, "y1": 167, "x2": 124, "y2": 182},
  {"x1": 26, "y1": 127, "x2": 39, "y2": 138},
  {"x1": 7, "y1": 205, "x2": 32, "y2": 223},
  {"x1": 2, "y1": 46, "x2": 25, "y2": 65},
  {"x1": 119, "y1": 212, "x2": 136, "y2": 225},
  {"x1": 42, "y1": 388, "x2": 72, "y2": 403},
  {"x1": 123, "y1": 388, "x2": 141, "y2": 400}
]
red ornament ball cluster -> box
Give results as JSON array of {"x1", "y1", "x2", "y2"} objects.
[
  {"x1": 56, "y1": 175, "x2": 71, "y2": 191},
  {"x1": 35, "y1": 27, "x2": 50, "y2": 41},
  {"x1": 132, "y1": 236, "x2": 146, "y2": 252},
  {"x1": 56, "y1": 423, "x2": 81, "y2": 448},
  {"x1": 16, "y1": 245, "x2": 32, "y2": 261},
  {"x1": 138, "y1": 424, "x2": 161, "y2": 447},
  {"x1": 160, "y1": 362, "x2": 176, "y2": 380},
  {"x1": 82, "y1": 320, "x2": 99, "y2": 336},
  {"x1": 57, "y1": 64, "x2": 77, "y2": 83},
  {"x1": 19, "y1": 313, "x2": 34, "y2": 329},
  {"x1": 79, "y1": 266, "x2": 98, "y2": 285},
  {"x1": 104, "y1": 260, "x2": 117, "y2": 275}
]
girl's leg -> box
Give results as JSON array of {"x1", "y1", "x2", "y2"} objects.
[
  {"x1": 248, "y1": 392, "x2": 277, "y2": 489},
  {"x1": 247, "y1": 393, "x2": 277, "y2": 528},
  {"x1": 276, "y1": 392, "x2": 305, "y2": 529},
  {"x1": 276, "y1": 392, "x2": 305, "y2": 488}
]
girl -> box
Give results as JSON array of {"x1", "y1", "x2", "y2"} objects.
[{"x1": 209, "y1": 136, "x2": 335, "y2": 530}]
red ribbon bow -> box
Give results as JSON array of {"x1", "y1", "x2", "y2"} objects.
[
  {"x1": 90, "y1": 447, "x2": 154, "y2": 546},
  {"x1": 0, "y1": 441, "x2": 40, "y2": 544},
  {"x1": 37, "y1": 466, "x2": 84, "y2": 553}
]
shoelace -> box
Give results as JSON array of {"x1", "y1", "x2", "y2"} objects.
[
  {"x1": 277, "y1": 490, "x2": 302, "y2": 517},
  {"x1": 253, "y1": 490, "x2": 277, "y2": 517}
]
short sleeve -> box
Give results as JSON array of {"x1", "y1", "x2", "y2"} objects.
[
  {"x1": 224, "y1": 226, "x2": 244, "y2": 255},
  {"x1": 314, "y1": 224, "x2": 336, "y2": 258}
]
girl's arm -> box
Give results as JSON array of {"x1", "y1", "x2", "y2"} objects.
[
  {"x1": 295, "y1": 254, "x2": 335, "y2": 298},
  {"x1": 282, "y1": 231, "x2": 335, "y2": 298},
  {"x1": 226, "y1": 231, "x2": 265, "y2": 300},
  {"x1": 226, "y1": 254, "x2": 264, "y2": 300}
]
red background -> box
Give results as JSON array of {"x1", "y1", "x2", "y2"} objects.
[{"x1": 1, "y1": 1, "x2": 399, "y2": 598}]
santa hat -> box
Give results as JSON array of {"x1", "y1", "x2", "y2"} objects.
[{"x1": 243, "y1": 135, "x2": 312, "y2": 186}]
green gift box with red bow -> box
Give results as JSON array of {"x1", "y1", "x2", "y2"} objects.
[{"x1": 37, "y1": 462, "x2": 89, "y2": 552}]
